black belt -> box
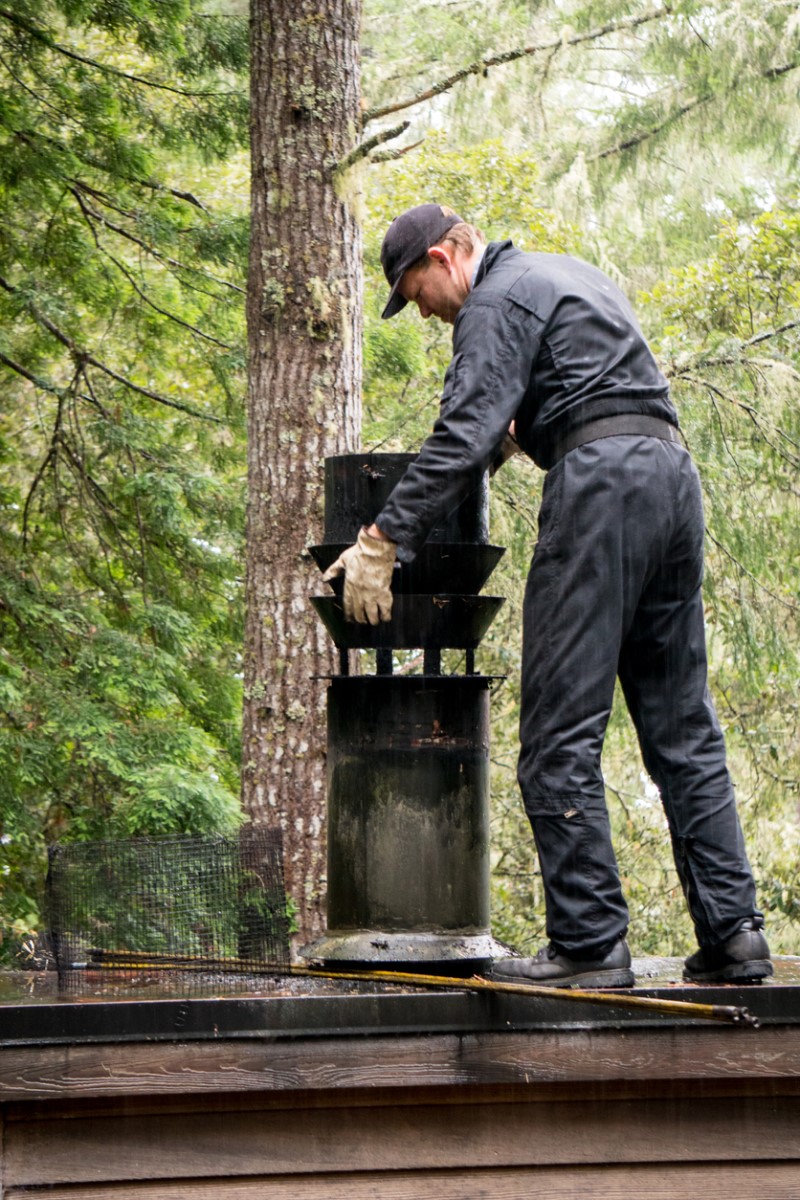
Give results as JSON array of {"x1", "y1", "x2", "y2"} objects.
[{"x1": 547, "y1": 415, "x2": 683, "y2": 468}]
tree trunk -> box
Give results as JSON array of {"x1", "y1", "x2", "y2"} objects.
[{"x1": 244, "y1": 0, "x2": 362, "y2": 945}]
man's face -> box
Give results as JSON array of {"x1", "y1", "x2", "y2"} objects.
[{"x1": 399, "y1": 254, "x2": 465, "y2": 325}]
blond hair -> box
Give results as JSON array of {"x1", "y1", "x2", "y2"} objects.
[
  {"x1": 409, "y1": 221, "x2": 486, "y2": 272},
  {"x1": 438, "y1": 221, "x2": 486, "y2": 256}
]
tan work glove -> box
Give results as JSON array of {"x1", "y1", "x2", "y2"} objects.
[{"x1": 322, "y1": 526, "x2": 397, "y2": 624}]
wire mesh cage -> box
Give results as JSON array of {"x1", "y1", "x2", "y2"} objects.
[{"x1": 46, "y1": 827, "x2": 290, "y2": 993}]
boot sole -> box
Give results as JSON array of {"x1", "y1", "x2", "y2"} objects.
[
  {"x1": 683, "y1": 958, "x2": 774, "y2": 984},
  {"x1": 493, "y1": 967, "x2": 635, "y2": 990}
]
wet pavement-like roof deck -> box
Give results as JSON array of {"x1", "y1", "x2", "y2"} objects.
[{"x1": 1, "y1": 957, "x2": 799, "y2": 1046}]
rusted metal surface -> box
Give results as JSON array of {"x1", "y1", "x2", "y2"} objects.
[{"x1": 324, "y1": 677, "x2": 492, "y2": 936}]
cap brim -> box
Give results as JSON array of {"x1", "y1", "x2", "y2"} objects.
[{"x1": 381, "y1": 280, "x2": 408, "y2": 320}]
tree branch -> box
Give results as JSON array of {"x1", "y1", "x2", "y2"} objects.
[
  {"x1": 0, "y1": 7, "x2": 238, "y2": 98},
  {"x1": 363, "y1": 6, "x2": 671, "y2": 124},
  {"x1": 666, "y1": 321, "x2": 800, "y2": 377},
  {"x1": 107, "y1": 252, "x2": 234, "y2": 348},
  {"x1": 370, "y1": 137, "x2": 426, "y2": 163},
  {"x1": 588, "y1": 94, "x2": 710, "y2": 162},
  {"x1": 15, "y1": 125, "x2": 210, "y2": 212},
  {"x1": 676, "y1": 371, "x2": 800, "y2": 472},
  {"x1": 0, "y1": 349, "x2": 64, "y2": 397},
  {"x1": 743, "y1": 319, "x2": 800, "y2": 348},
  {"x1": 706, "y1": 528, "x2": 799, "y2": 615},
  {"x1": 336, "y1": 121, "x2": 410, "y2": 172},
  {"x1": 136, "y1": 179, "x2": 209, "y2": 211},
  {"x1": 9, "y1": 131, "x2": 236, "y2": 296},
  {"x1": 0, "y1": 274, "x2": 223, "y2": 422},
  {"x1": 70, "y1": 187, "x2": 233, "y2": 348},
  {"x1": 703, "y1": 379, "x2": 746, "y2": 477},
  {"x1": 70, "y1": 192, "x2": 245, "y2": 295},
  {"x1": 73, "y1": 170, "x2": 208, "y2": 214},
  {"x1": 88, "y1": 357, "x2": 222, "y2": 422},
  {"x1": 718, "y1": 688, "x2": 800, "y2": 792},
  {"x1": 0, "y1": 46, "x2": 74, "y2": 125},
  {"x1": 22, "y1": 391, "x2": 64, "y2": 550},
  {"x1": 587, "y1": 59, "x2": 800, "y2": 163}
]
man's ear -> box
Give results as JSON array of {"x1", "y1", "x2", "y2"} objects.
[{"x1": 427, "y1": 245, "x2": 453, "y2": 271}]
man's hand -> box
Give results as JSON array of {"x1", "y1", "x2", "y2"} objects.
[{"x1": 322, "y1": 526, "x2": 397, "y2": 624}]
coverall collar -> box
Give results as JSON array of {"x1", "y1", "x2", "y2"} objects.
[{"x1": 472, "y1": 239, "x2": 514, "y2": 289}]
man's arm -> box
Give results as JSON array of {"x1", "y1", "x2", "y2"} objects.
[
  {"x1": 373, "y1": 298, "x2": 540, "y2": 560},
  {"x1": 490, "y1": 420, "x2": 521, "y2": 476}
]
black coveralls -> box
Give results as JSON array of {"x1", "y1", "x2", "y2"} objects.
[{"x1": 375, "y1": 240, "x2": 761, "y2": 956}]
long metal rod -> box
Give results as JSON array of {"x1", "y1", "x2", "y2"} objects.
[
  {"x1": 88, "y1": 950, "x2": 759, "y2": 1027},
  {"x1": 296, "y1": 966, "x2": 760, "y2": 1028}
]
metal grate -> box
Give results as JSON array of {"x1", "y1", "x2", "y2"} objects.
[{"x1": 46, "y1": 827, "x2": 290, "y2": 991}]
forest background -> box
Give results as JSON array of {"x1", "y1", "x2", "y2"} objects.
[{"x1": 0, "y1": 0, "x2": 798, "y2": 964}]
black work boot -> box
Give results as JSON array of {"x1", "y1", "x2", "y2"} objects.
[
  {"x1": 683, "y1": 920, "x2": 773, "y2": 983},
  {"x1": 492, "y1": 939, "x2": 634, "y2": 989}
]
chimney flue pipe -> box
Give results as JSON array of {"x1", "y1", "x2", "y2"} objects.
[{"x1": 304, "y1": 454, "x2": 508, "y2": 973}]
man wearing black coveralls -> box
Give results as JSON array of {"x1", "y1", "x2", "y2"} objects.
[{"x1": 324, "y1": 203, "x2": 772, "y2": 988}]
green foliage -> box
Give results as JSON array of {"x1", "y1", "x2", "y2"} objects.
[
  {"x1": 647, "y1": 209, "x2": 800, "y2": 345},
  {"x1": 638, "y1": 207, "x2": 800, "y2": 954},
  {"x1": 0, "y1": 0, "x2": 249, "y2": 960},
  {"x1": 642, "y1": 205, "x2": 800, "y2": 690}
]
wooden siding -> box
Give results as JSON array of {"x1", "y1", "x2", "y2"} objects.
[
  {"x1": 4, "y1": 1164, "x2": 800, "y2": 1200},
  {"x1": 2, "y1": 1024, "x2": 800, "y2": 1103},
  {"x1": 2, "y1": 1024, "x2": 800, "y2": 1197}
]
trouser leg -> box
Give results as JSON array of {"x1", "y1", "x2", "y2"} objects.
[
  {"x1": 524, "y1": 798, "x2": 629, "y2": 958},
  {"x1": 517, "y1": 444, "x2": 630, "y2": 958},
  {"x1": 518, "y1": 435, "x2": 761, "y2": 956},
  {"x1": 617, "y1": 447, "x2": 761, "y2": 947}
]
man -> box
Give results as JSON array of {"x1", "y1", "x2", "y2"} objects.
[{"x1": 324, "y1": 203, "x2": 771, "y2": 988}]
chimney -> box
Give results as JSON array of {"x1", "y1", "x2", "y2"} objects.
[{"x1": 304, "y1": 454, "x2": 508, "y2": 974}]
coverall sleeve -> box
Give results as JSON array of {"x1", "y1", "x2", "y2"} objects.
[{"x1": 375, "y1": 294, "x2": 542, "y2": 560}]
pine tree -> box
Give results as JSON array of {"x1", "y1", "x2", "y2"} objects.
[
  {"x1": 0, "y1": 0, "x2": 250, "y2": 955},
  {"x1": 244, "y1": 0, "x2": 363, "y2": 943}
]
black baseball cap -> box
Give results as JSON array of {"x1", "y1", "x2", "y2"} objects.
[{"x1": 380, "y1": 203, "x2": 463, "y2": 319}]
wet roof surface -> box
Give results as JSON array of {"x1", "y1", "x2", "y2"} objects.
[{"x1": 1, "y1": 958, "x2": 798, "y2": 1045}]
